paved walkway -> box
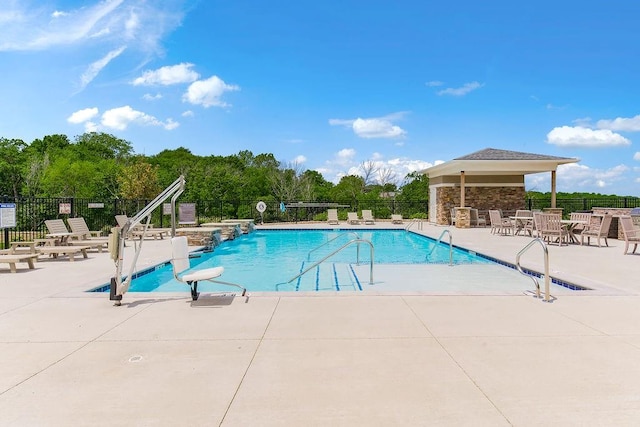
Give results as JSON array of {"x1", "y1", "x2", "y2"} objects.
[{"x1": 1, "y1": 222, "x2": 639, "y2": 426}]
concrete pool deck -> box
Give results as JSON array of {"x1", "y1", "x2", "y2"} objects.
[{"x1": 1, "y1": 221, "x2": 639, "y2": 425}]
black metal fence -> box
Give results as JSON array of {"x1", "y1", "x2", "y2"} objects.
[{"x1": 1, "y1": 195, "x2": 639, "y2": 248}]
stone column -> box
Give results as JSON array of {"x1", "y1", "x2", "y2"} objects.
[{"x1": 455, "y1": 207, "x2": 471, "y2": 229}]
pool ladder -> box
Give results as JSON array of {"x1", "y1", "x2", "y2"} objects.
[
  {"x1": 515, "y1": 238, "x2": 552, "y2": 302},
  {"x1": 286, "y1": 235, "x2": 375, "y2": 286},
  {"x1": 427, "y1": 229, "x2": 453, "y2": 266},
  {"x1": 405, "y1": 218, "x2": 423, "y2": 231}
]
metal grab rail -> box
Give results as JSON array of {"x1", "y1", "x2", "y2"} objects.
[
  {"x1": 287, "y1": 238, "x2": 374, "y2": 286},
  {"x1": 405, "y1": 218, "x2": 423, "y2": 231},
  {"x1": 515, "y1": 238, "x2": 551, "y2": 302},
  {"x1": 427, "y1": 229, "x2": 453, "y2": 266},
  {"x1": 307, "y1": 231, "x2": 360, "y2": 261}
]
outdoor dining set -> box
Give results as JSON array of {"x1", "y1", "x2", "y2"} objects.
[{"x1": 484, "y1": 209, "x2": 640, "y2": 253}]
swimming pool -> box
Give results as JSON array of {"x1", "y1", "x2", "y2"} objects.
[{"x1": 108, "y1": 229, "x2": 497, "y2": 293}]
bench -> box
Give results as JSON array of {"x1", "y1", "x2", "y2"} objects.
[
  {"x1": 0, "y1": 254, "x2": 39, "y2": 273},
  {"x1": 36, "y1": 245, "x2": 91, "y2": 261}
]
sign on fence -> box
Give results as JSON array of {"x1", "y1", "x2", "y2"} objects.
[
  {"x1": 59, "y1": 203, "x2": 71, "y2": 214},
  {"x1": 88, "y1": 203, "x2": 104, "y2": 208},
  {"x1": 0, "y1": 203, "x2": 16, "y2": 228},
  {"x1": 179, "y1": 203, "x2": 196, "y2": 224}
]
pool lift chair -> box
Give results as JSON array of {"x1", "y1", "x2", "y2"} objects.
[
  {"x1": 110, "y1": 176, "x2": 186, "y2": 306},
  {"x1": 171, "y1": 236, "x2": 247, "y2": 301}
]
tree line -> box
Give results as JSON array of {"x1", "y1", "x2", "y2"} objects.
[
  {"x1": 0, "y1": 132, "x2": 429, "y2": 205},
  {"x1": 2, "y1": 133, "x2": 635, "y2": 208}
]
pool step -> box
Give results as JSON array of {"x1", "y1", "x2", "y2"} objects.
[{"x1": 294, "y1": 262, "x2": 361, "y2": 292}]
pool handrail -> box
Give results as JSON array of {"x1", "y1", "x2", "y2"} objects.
[
  {"x1": 307, "y1": 231, "x2": 360, "y2": 261},
  {"x1": 405, "y1": 218, "x2": 423, "y2": 231},
  {"x1": 515, "y1": 238, "x2": 551, "y2": 302},
  {"x1": 427, "y1": 229, "x2": 453, "y2": 266},
  {"x1": 288, "y1": 238, "x2": 374, "y2": 286}
]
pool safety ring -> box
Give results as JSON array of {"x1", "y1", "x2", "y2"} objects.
[{"x1": 256, "y1": 201, "x2": 267, "y2": 213}]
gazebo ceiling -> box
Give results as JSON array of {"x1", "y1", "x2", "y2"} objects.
[{"x1": 421, "y1": 148, "x2": 579, "y2": 177}]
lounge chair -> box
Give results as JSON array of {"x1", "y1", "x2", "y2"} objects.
[
  {"x1": 538, "y1": 213, "x2": 569, "y2": 246},
  {"x1": 619, "y1": 215, "x2": 640, "y2": 255},
  {"x1": 580, "y1": 214, "x2": 612, "y2": 247},
  {"x1": 361, "y1": 209, "x2": 375, "y2": 224},
  {"x1": 44, "y1": 219, "x2": 106, "y2": 252},
  {"x1": 115, "y1": 214, "x2": 170, "y2": 240},
  {"x1": 67, "y1": 217, "x2": 106, "y2": 240},
  {"x1": 171, "y1": 236, "x2": 246, "y2": 300},
  {"x1": 0, "y1": 253, "x2": 39, "y2": 273},
  {"x1": 391, "y1": 214, "x2": 403, "y2": 224},
  {"x1": 488, "y1": 210, "x2": 512, "y2": 235},
  {"x1": 347, "y1": 212, "x2": 361, "y2": 225},
  {"x1": 327, "y1": 209, "x2": 339, "y2": 225}
]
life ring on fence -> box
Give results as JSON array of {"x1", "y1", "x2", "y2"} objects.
[{"x1": 256, "y1": 201, "x2": 267, "y2": 213}]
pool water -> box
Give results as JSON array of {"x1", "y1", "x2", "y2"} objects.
[{"x1": 121, "y1": 229, "x2": 491, "y2": 293}]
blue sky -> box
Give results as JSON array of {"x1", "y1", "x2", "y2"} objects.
[{"x1": 1, "y1": 0, "x2": 640, "y2": 196}]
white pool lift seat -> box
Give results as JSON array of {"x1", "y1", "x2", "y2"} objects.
[{"x1": 171, "y1": 236, "x2": 247, "y2": 301}]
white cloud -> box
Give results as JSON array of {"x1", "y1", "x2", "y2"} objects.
[
  {"x1": 634, "y1": 152, "x2": 640, "y2": 161},
  {"x1": 182, "y1": 75, "x2": 240, "y2": 108},
  {"x1": 142, "y1": 93, "x2": 162, "y2": 101},
  {"x1": 425, "y1": 81, "x2": 443, "y2": 87},
  {"x1": 84, "y1": 121, "x2": 99, "y2": 133},
  {"x1": 546, "y1": 126, "x2": 631, "y2": 148},
  {"x1": 293, "y1": 155, "x2": 307, "y2": 164},
  {"x1": 526, "y1": 163, "x2": 630, "y2": 193},
  {"x1": 596, "y1": 115, "x2": 640, "y2": 132},
  {"x1": 181, "y1": 110, "x2": 194, "y2": 117},
  {"x1": 0, "y1": 1, "x2": 185, "y2": 52},
  {"x1": 329, "y1": 113, "x2": 407, "y2": 139},
  {"x1": 67, "y1": 107, "x2": 99, "y2": 124},
  {"x1": 317, "y1": 149, "x2": 433, "y2": 184},
  {"x1": 132, "y1": 63, "x2": 200, "y2": 86},
  {"x1": 100, "y1": 105, "x2": 178, "y2": 130},
  {"x1": 436, "y1": 81, "x2": 483, "y2": 96},
  {"x1": 80, "y1": 46, "x2": 126, "y2": 89}
]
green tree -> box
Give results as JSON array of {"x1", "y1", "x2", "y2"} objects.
[
  {"x1": 117, "y1": 159, "x2": 161, "y2": 199},
  {"x1": 0, "y1": 138, "x2": 27, "y2": 198}
]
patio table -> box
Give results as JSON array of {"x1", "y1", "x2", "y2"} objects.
[
  {"x1": 509, "y1": 216, "x2": 533, "y2": 235},
  {"x1": 560, "y1": 219, "x2": 589, "y2": 243}
]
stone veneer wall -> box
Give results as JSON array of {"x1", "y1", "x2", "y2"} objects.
[{"x1": 435, "y1": 186, "x2": 526, "y2": 225}]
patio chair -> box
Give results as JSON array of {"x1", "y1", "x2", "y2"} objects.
[
  {"x1": 488, "y1": 210, "x2": 512, "y2": 235},
  {"x1": 538, "y1": 213, "x2": 569, "y2": 246},
  {"x1": 470, "y1": 209, "x2": 486, "y2": 227},
  {"x1": 513, "y1": 210, "x2": 533, "y2": 235},
  {"x1": 619, "y1": 215, "x2": 640, "y2": 255},
  {"x1": 450, "y1": 208, "x2": 457, "y2": 226},
  {"x1": 171, "y1": 236, "x2": 246, "y2": 301},
  {"x1": 361, "y1": 209, "x2": 375, "y2": 224},
  {"x1": 527, "y1": 211, "x2": 543, "y2": 237},
  {"x1": 569, "y1": 212, "x2": 592, "y2": 235},
  {"x1": 580, "y1": 214, "x2": 612, "y2": 247},
  {"x1": 327, "y1": 209, "x2": 339, "y2": 225},
  {"x1": 347, "y1": 212, "x2": 361, "y2": 225},
  {"x1": 391, "y1": 214, "x2": 403, "y2": 224}
]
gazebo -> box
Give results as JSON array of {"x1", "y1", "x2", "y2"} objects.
[{"x1": 420, "y1": 148, "x2": 579, "y2": 226}]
